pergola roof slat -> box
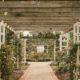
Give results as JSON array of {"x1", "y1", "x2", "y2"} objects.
[
  {"x1": 0, "y1": 1, "x2": 79, "y2": 32},
  {"x1": 0, "y1": 1, "x2": 79, "y2": 8}
]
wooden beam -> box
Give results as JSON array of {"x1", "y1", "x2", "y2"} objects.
[{"x1": 0, "y1": 1, "x2": 80, "y2": 8}]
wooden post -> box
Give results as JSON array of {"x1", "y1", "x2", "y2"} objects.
[
  {"x1": 76, "y1": 45, "x2": 80, "y2": 80},
  {"x1": 54, "y1": 40, "x2": 56, "y2": 62}
]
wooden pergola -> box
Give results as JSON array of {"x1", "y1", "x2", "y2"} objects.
[{"x1": 0, "y1": 1, "x2": 80, "y2": 32}]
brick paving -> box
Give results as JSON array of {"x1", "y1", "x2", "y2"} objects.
[{"x1": 19, "y1": 62, "x2": 59, "y2": 80}]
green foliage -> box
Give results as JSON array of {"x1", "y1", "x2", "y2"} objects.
[
  {"x1": 44, "y1": 32, "x2": 54, "y2": 39},
  {"x1": 5, "y1": 28, "x2": 14, "y2": 45},
  {"x1": 69, "y1": 32, "x2": 74, "y2": 44},
  {"x1": 38, "y1": 32, "x2": 44, "y2": 38},
  {"x1": 0, "y1": 44, "x2": 14, "y2": 80},
  {"x1": 5, "y1": 29, "x2": 23, "y2": 70},
  {"x1": 56, "y1": 44, "x2": 78, "y2": 80},
  {"x1": 48, "y1": 45, "x2": 54, "y2": 55},
  {"x1": 29, "y1": 32, "x2": 56, "y2": 39},
  {"x1": 27, "y1": 52, "x2": 53, "y2": 61},
  {"x1": 55, "y1": 33, "x2": 60, "y2": 40},
  {"x1": 69, "y1": 44, "x2": 78, "y2": 80},
  {"x1": 14, "y1": 37, "x2": 23, "y2": 69},
  {"x1": 18, "y1": 40, "x2": 23, "y2": 66},
  {"x1": 37, "y1": 32, "x2": 54, "y2": 39},
  {"x1": 56, "y1": 51, "x2": 69, "y2": 73}
]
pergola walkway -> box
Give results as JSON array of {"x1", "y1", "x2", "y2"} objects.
[{"x1": 19, "y1": 62, "x2": 59, "y2": 80}]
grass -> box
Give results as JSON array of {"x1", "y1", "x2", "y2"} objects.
[
  {"x1": 51, "y1": 65, "x2": 58, "y2": 71},
  {"x1": 50, "y1": 62, "x2": 58, "y2": 71},
  {"x1": 21, "y1": 63, "x2": 29, "y2": 71}
]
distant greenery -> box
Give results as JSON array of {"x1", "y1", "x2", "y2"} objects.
[
  {"x1": 26, "y1": 52, "x2": 53, "y2": 62},
  {"x1": 26, "y1": 32, "x2": 60, "y2": 61},
  {"x1": 26, "y1": 32, "x2": 60, "y2": 39}
]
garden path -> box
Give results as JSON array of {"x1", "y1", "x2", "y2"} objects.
[{"x1": 19, "y1": 62, "x2": 59, "y2": 80}]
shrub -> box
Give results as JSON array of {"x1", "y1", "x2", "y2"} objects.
[{"x1": 0, "y1": 44, "x2": 14, "y2": 80}]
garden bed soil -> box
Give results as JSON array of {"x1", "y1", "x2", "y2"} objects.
[
  {"x1": 11, "y1": 70, "x2": 24, "y2": 80},
  {"x1": 11, "y1": 64, "x2": 29, "y2": 80}
]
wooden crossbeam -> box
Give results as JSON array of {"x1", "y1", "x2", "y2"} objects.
[{"x1": 0, "y1": 1, "x2": 79, "y2": 8}]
